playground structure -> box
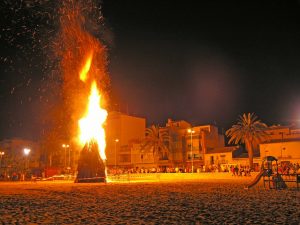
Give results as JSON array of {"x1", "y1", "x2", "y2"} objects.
[{"x1": 246, "y1": 156, "x2": 300, "y2": 190}]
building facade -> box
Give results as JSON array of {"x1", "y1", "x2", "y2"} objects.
[
  {"x1": 259, "y1": 125, "x2": 300, "y2": 163},
  {"x1": 105, "y1": 111, "x2": 146, "y2": 168},
  {"x1": 130, "y1": 118, "x2": 230, "y2": 171}
]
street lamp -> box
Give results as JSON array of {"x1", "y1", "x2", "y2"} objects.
[
  {"x1": 0, "y1": 151, "x2": 4, "y2": 169},
  {"x1": 23, "y1": 148, "x2": 31, "y2": 170},
  {"x1": 115, "y1": 139, "x2": 119, "y2": 169},
  {"x1": 62, "y1": 144, "x2": 70, "y2": 169},
  {"x1": 24, "y1": 148, "x2": 31, "y2": 156},
  {"x1": 188, "y1": 129, "x2": 195, "y2": 173},
  {"x1": 279, "y1": 132, "x2": 284, "y2": 158}
]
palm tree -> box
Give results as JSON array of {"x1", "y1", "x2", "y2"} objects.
[
  {"x1": 226, "y1": 113, "x2": 268, "y2": 169},
  {"x1": 141, "y1": 125, "x2": 170, "y2": 163}
]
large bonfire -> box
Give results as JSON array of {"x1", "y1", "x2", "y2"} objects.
[{"x1": 58, "y1": 1, "x2": 110, "y2": 182}]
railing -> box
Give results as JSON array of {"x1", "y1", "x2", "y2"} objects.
[{"x1": 107, "y1": 172, "x2": 250, "y2": 183}]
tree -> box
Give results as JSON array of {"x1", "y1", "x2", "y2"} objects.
[
  {"x1": 226, "y1": 113, "x2": 268, "y2": 169},
  {"x1": 141, "y1": 125, "x2": 170, "y2": 163}
]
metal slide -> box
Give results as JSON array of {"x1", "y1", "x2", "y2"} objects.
[{"x1": 245, "y1": 170, "x2": 264, "y2": 189}]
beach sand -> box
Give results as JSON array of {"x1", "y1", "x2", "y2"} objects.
[{"x1": 0, "y1": 179, "x2": 299, "y2": 224}]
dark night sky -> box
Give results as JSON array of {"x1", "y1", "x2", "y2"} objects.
[{"x1": 1, "y1": 0, "x2": 300, "y2": 140}]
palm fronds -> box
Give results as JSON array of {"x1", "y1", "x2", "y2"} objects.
[
  {"x1": 226, "y1": 113, "x2": 268, "y2": 168},
  {"x1": 226, "y1": 113, "x2": 268, "y2": 145},
  {"x1": 141, "y1": 125, "x2": 169, "y2": 158}
]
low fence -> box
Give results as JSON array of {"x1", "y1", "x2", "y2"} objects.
[{"x1": 107, "y1": 172, "x2": 257, "y2": 183}]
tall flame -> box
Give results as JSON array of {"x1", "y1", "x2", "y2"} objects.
[
  {"x1": 78, "y1": 55, "x2": 107, "y2": 160},
  {"x1": 79, "y1": 52, "x2": 93, "y2": 82}
]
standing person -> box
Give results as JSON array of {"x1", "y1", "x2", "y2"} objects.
[
  {"x1": 234, "y1": 165, "x2": 239, "y2": 176},
  {"x1": 239, "y1": 166, "x2": 243, "y2": 176},
  {"x1": 231, "y1": 166, "x2": 234, "y2": 176},
  {"x1": 245, "y1": 166, "x2": 250, "y2": 176}
]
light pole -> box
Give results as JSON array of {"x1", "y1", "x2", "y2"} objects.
[
  {"x1": 188, "y1": 129, "x2": 195, "y2": 173},
  {"x1": 0, "y1": 151, "x2": 4, "y2": 169},
  {"x1": 115, "y1": 139, "x2": 119, "y2": 169},
  {"x1": 279, "y1": 132, "x2": 284, "y2": 158},
  {"x1": 62, "y1": 144, "x2": 70, "y2": 169},
  {"x1": 23, "y1": 148, "x2": 31, "y2": 170}
]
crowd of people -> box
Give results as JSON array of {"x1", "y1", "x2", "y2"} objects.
[
  {"x1": 1, "y1": 162, "x2": 299, "y2": 181},
  {"x1": 0, "y1": 171, "x2": 31, "y2": 181},
  {"x1": 229, "y1": 166, "x2": 252, "y2": 177},
  {"x1": 277, "y1": 163, "x2": 300, "y2": 175},
  {"x1": 108, "y1": 162, "x2": 300, "y2": 177},
  {"x1": 107, "y1": 164, "x2": 253, "y2": 176}
]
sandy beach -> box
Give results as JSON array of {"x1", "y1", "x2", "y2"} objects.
[{"x1": 0, "y1": 179, "x2": 299, "y2": 224}]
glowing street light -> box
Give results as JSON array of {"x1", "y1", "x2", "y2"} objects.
[
  {"x1": 62, "y1": 144, "x2": 70, "y2": 168},
  {"x1": 23, "y1": 148, "x2": 31, "y2": 170},
  {"x1": 0, "y1": 151, "x2": 4, "y2": 169},
  {"x1": 188, "y1": 129, "x2": 195, "y2": 173},
  {"x1": 23, "y1": 148, "x2": 31, "y2": 156},
  {"x1": 115, "y1": 139, "x2": 119, "y2": 169}
]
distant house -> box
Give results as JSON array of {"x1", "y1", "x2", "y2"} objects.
[
  {"x1": 105, "y1": 117, "x2": 300, "y2": 170},
  {"x1": 259, "y1": 125, "x2": 300, "y2": 163},
  {"x1": 205, "y1": 146, "x2": 240, "y2": 166},
  {"x1": 225, "y1": 125, "x2": 300, "y2": 168},
  {"x1": 105, "y1": 111, "x2": 146, "y2": 169},
  {"x1": 130, "y1": 118, "x2": 230, "y2": 171},
  {"x1": 260, "y1": 140, "x2": 300, "y2": 163},
  {"x1": 231, "y1": 148, "x2": 261, "y2": 170}
]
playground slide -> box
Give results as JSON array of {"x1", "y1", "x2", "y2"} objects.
[{"x1": 245, "y1": 171, "x2": 264, "y2": 189}]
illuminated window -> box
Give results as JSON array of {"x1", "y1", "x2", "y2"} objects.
[{"x1": 194, "y1": 154, "x2": 200, "y2": 159}]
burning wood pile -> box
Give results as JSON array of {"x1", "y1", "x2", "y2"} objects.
[{"x1": 76, "y1": 141, "x2": 106, "y2": 183}]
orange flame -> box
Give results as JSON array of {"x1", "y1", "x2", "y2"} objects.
[
  {"x1": 78, "y1": 56, "x2": 107, "y2": 161},
  {"x1": 79, "y1": 52, "x2": 93, "y2": 82}
]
